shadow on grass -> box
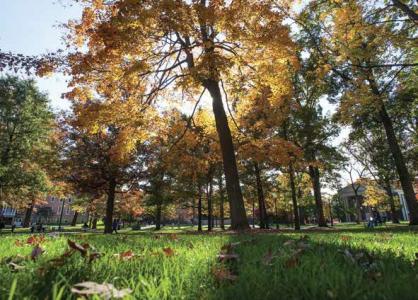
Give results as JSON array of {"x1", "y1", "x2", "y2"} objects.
[
  {"x1": 1, "y1": 227, "x2": 416, "y2": 300},
  {"x1": 211, "y1": 233, "x2": 417, "y2": 300}
]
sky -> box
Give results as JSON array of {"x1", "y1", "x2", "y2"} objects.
[
  {"x1": 0, "y1": 0, "x2": 354, "y2": 190},
  {"x1": 0, "y1": 0, "x2": 83, "y2": 111}
]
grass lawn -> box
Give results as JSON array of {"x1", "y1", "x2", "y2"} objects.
[{"x1": 0, "y1": 224, "x2": 417, "y2": 300}]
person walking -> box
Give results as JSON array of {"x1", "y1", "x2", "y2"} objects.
[{"x1": 112, "y1": 219, "x2": 119, "y2": 234}]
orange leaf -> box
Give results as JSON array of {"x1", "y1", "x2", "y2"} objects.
[
  {"x1": 162, "y1": 247, "x2": 175, "y2": 257},
  {"x1": 120, "y1": 250, "x2": 135, "y2": 260},
  {"x1": 27, "y1": 236, "x2": 37, "y2": 245},
  {"x1": 68, "y1": 239, "x2": 88, "y2": 256}
]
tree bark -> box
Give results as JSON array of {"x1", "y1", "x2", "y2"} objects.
[
  {"x1": 308, "y1": 165, "x2": 327, "y2": 227},
  {"x1": 71, "y1": 211, "x2": 78, "y2": 227},
  {"x1": 392, "y1": 0, "x2": 418, "y2": 21},
  {"x1": 219, "y1": 170, "x2": 225, "y2": 230},
  {"x1": 378, "y1": 105, "x2": 418, "y2": 224},
  {"x1": 254, "y1": 162, "x2": 268, "y2": 229},
  {"x1": 92, "y1": 217, "x2": 97, "y2": 229},
  {"x1": 192, "y1": 187, "x2": 196, "y2": 227},
  {"x1": 23, "y1": 200, "x2": 35, "y2": 227},
  {"x1": 198, "y1": 183, "x2": 202, "y2": 231},
  {"x1": 385, "y1": 180, "x2": 400, "y2": 224},
  {"x1": 204, "y1": 79, "x2": 249, "y2": 230},
  {"x1": 104, "y1": 178, "x2": 116, "y2": 234},
  {"x1": 155, "y1": 201, "x2": 162, "y2": 230},
  {"x1": 289, "y1": 163, "x2": 300, "y2": 230}
]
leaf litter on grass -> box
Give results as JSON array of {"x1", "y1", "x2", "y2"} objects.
[{"x1": 71, "y1": 281, "x2": 132, "y2": 299}]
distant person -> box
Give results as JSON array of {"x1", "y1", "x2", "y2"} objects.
[
  {"x1": 112, "y1": 219, "x2": 119, "y2": 234},
  {"x1": 11, "y1": 221, "x2": 16, "y2": 233},
  {"x1": 82, "y1": 223, "x2": 89, "y2": 232},
  {"x1": 30, "y1": 224, "x2": 35, "y2": 233},
  {"x1": 0, "y1": 220, "x2": 4, "y2": 232}
]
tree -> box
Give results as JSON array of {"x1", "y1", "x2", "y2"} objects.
[
  {"x1": 363, "y1": 180, "x2": 390, "y2": 210},
  {"x1": 296, "y1": 0, "x2": 418, "y2": 224},
  {"x1": 344, "y1": 125, "x2": 401, "y2": 223},
  {"x1": 64, "y1": 0, "x2": 297, "y2": 230},
  {"x1": 343, "y1": 159, "x2": 367, "y2": 224},
  {"x1": 0, "y1": 76, "x2": 55, "y2": 224},
  {"x1": 287, "y1": 51, "x2": 341, "y2": 227},
  {"x1": 59, "y1": 98, "x2": 150, "y2": 233}
]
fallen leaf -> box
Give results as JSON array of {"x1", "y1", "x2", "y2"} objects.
[
  {"x1": 27, "y1": 235, "x2": 45, "y2": 245},
  {"x1": 162, "y1": 247, "x2": 175, "y2": 257},
  {"x1": 340, "y1": 235, "x2": 351, "y2": 242},
  {"x1": 68, "y1": 239, "x2": 88, "y2": 256},
  {"x1": 8, "y1": 262, "x2": 25, "y2": 272},
  {"x1": 217, "y1": 253, "x2": 239, "y2": 262},
  {"x1": 88, "y1": 252, "x2": 101, "y2": 263},
  {"x1": 71, "y1": 282, "x2": 132, "y2": 299},
  {"x1": 31, "y1": 245, "x2": 44, "y2": 261},
  {"x1": 212, "y1": 266, "x2": 238, "y2": 282},
  {"x1": 119, "y1": 250, "x2": 135, "y2": 261}
]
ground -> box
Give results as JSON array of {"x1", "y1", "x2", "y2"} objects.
[{"x1": 0, "y1": 224, "x2": 417, "y2": 300}]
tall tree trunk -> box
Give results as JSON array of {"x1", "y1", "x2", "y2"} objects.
[
  {"x1": 297, "y1": 185, "x2": 305, "y2": 225},
  {"x1": 219, "y1": 170, "x2": 225, "y2": 230},
  {"x1": 254, "y1": 162, "x2": 268, "y2": 229},
  {"x1": 299, "y1": 206, "x2": 306, "y2": 225},
  {"x1": 104, "y1": 178, "x2": 116, "y2": 234},
  {"x1": 207, "y1": 175, "x2": 213, "y2": 231},
  {"x1": 204, "y1": 79, "x2": 249, "y2": 230},
  {"x1": 71, "y1": 211, "x2": 78, "y2": 227},
  {"x1": 92, "y1": 217, "x2": 98, "y2": 229},
  {"x1": 274, "y1": 191, "x2": 279, "y2": 229},
  {"x1": 252, "y1": 196, "x2": 255, "y2": 228},
  {"x1": 155, "y1": 201, "x2": 162, "y2": 230},
  {"x1": 308, "y1": 165, "x2": 327, "y2": 227},
  {"x1": 289, "y1": 163, "x2": 300, "y2": 230},
  {"x1": 23, "y1": 200, "x2": 35, "y2": 227},
  {"x1": 198, "y1": 183, "x2": 202, "y2": 231},
  {"x1": 379, "y1": 105, "x2": 418, "y2": 225},
  {"x1": 385, "y1": 180, "x2": 399, "y2": 224},
  {"x1": 192, "y1": 186, "x2": 196, "y2": 227}
]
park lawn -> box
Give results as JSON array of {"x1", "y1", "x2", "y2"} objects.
[{"x1": 0, "y1": 225, "x2": 417, "y2": 300}]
